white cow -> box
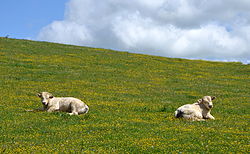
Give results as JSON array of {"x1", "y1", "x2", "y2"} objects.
[
  {"x1": 174, "y1": 96, "x2": 216, "y2": 121},
  {"x1": 37, "y1": 92, "x2": 89, "y2": 115}
]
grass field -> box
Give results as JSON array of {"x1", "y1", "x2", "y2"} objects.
[{"x1": 0, "y1": 37, "x2": 249, "y2": 153}]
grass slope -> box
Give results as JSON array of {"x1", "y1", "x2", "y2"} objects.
[{"x1": 0, "y1": 37, "x2": 249, "y2": 153}]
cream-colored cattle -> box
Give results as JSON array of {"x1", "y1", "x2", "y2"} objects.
[
  {"x1": 37, "y1": 92, "x2": 89, "y2": 115},
  {"x1": 174, "y1": 96, "x2": 216, "y2": 121}
]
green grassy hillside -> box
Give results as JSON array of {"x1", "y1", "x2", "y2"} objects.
[{"x1": 0, "y1": 37, "x2": 249, "y2": 153}]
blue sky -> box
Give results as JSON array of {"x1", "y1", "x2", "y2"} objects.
[
  {"x1": 0, "y1": 0, "x2": 67, "y2": 39},
  {"x1": 1, "y1": 0, "x2": 250, "y2": 64}
]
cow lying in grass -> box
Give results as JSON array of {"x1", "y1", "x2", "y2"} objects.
[
  {"x1": 37, "y1": 92, "x2": 89, "y2": 115},
  {"x1": 174, "y1": 96, "x2": 216, "y2": 121}
]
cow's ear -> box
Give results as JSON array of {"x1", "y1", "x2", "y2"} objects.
[
  {"x1": 37, "y1": 93, "x2": 42, "y2": 97},
  {"x1": 211, "y1": 96, "x2": 216, "y2": 100},
  {"x1": 197, "y1": 99, "x2": 203, "y2": 104},
  {"x1": 49, "y1": 95, "x2": 54, "y2": 99}
]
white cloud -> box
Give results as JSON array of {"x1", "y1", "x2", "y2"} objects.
[
  {"x1": 38, "y1": 21, "x2": 93, "y2": 46},
  {"x1": 38, "y1": 0, "x2": 250, "y2": 63}
]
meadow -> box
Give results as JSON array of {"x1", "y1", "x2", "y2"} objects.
[{"x1": 0, "y1": 37, "x2": 249, "y2": 153}]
